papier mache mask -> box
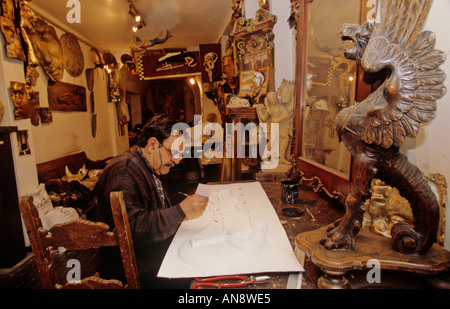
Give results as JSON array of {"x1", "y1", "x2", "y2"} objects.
[
  {"x1": 0, "y1": 0, "x2": 25, "y2": 60},
  {"x1": 20, "y1": 2, "x2": 64, "y2": 81}
]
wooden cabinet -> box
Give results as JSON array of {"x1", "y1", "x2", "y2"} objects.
[{"x1": 225, "y1": 107, "x2": 259, "y2": 181}]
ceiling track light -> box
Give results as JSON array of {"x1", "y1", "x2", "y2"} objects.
[
  {"x1": 132, "y1": 21, "x2": 146, "y2": 32},
  {"x1": 127, "y1": 0, "x2": 146, "y2": 32}
]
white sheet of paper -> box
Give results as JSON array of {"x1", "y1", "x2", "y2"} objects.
[{"x1": 157, "y1": 182, "x2": 304, "y2": 278}]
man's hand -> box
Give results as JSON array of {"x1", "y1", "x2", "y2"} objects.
[{"x1": 179, "y1": 194, "x2": 209, "y2": 220}]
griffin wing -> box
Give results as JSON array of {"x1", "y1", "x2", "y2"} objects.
[{"x1": 359, "y1": 0, "x2": 446, "y2": 149}]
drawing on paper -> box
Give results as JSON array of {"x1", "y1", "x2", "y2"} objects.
[{"x1": 178, "y1": 189, "x2": 269, "y2": 270}]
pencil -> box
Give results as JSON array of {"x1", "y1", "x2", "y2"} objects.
[
  {"x1": 178, "y1": 191, "x2": 213, "y2": 203},
  {"x1": 178, "y1": 191, "x2": 191, "y2": 197}
]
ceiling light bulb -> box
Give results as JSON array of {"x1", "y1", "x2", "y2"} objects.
[
  {"x1": 189, "y1": 78, "x2": 196, "y2": 85},
  {"x1": 132, "y1": 23, "x2": 144, "y2": 32},
  {"x1": 135, "y1": 15, "x2": 141, "y2": 22}
]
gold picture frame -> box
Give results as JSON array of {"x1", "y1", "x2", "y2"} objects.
[{"x1": 238, "y1": 67, "x2": 269, "y2": 97}]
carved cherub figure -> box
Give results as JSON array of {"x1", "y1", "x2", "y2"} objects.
[
  {"x1": 256, "y1": 91, "x2": 292, "y2": 165},
  {"x1": 322, "y1": 0, "x2": 447, "y2": 255}
]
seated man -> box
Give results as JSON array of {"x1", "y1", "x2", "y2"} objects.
[{"x1": 95, "y1": 114, "x2": 208, "y2": 288}]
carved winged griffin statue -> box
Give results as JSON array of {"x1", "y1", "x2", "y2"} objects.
[{"x1": 321, "y1": 0, "x2": 447, "y2": 255}]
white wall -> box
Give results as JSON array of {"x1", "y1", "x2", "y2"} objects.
[
  {"x1": 0, "y1": 13, "x2": 127, "y2": 198},
  {"x1": 0, "y1": 50, "x2": 39, "y2": 197}
]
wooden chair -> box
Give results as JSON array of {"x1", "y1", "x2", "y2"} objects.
[{"x1": 19, "y1": 191, "x2": 140, "y2": 289}]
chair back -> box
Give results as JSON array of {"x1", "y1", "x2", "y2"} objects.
[{"x1": 19, "y1": 191, "x2": 140, "y2": 289}]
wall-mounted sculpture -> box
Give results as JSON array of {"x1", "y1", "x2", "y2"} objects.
[
  {"x1": 20, "y1": 2, "x2": 64, "y2": 81},
  {"x1": 0, "y1": 0, "x2": 25, "y2": 61},
  {"x1": 60, "y1": 32, "x2": 84, "y2": 78},
  {"x1": 39, "y1": 107, "x2": 52, "y2": 124},
  {"x1": 9, "y1": 81, "x2": 31, "y2": 120},
  {"x1": 322, "y1": 0, "x2": 447, "y2": 255},
  {"x1": 85, "y1": 68, "x2": 96, "y2": 137},
  {"x1": 136, "y1": 51, "x2": 201, "y2": 80},
  {"x1": 200, "y1": 44, "x2": 222, "y2": 83},
  {"x1": 48, "y1": 81, "x2": 87, "y2": 112}
]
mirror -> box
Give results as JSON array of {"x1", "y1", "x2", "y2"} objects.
[{"x1": 300, "y1": 0, "x2": 361, "y2": 179}]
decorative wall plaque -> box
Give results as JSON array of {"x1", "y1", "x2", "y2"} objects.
[
  {"x1": 48, "y1": 81, "x2": 87, "y2": 111},
  {"x1": 199, "y1": 44, "x2": 222, "y2": 83},
  {"x1": 60, "y1": 32, "x2": 84, "y2": 77},
  {"x1": 137, "y1": 51, "x2": 201, "y2": 80}
]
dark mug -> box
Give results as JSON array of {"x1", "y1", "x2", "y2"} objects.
[{"x1": 281, "y1": 181, "x2": 298, "y2": 204}]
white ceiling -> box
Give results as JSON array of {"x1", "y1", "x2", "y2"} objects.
[{"x1": 28, "y1": 0, "x2": 234, "y2": 55}]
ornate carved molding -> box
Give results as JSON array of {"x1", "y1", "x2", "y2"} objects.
[
  {"x1": 288, "y1": 158, "x2": 346, "y2": 205},
  {"x1": 229, "y1": 8, "x2": 278, "y2": 92},
  {"x1": 288, "y1": 0, "x2": 313, "y2": 30},
  {"x1": 232, "y1": 8, "x2": 277, "y2": 34}
]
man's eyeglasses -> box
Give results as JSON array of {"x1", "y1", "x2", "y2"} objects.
[{"x1": 160, "y1": 143, "x2": 183, "y2": 160}]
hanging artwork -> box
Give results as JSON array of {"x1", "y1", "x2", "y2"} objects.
[
  {"x1": 9, "y1": 81, "x2": 31, "y2": 120},
  {"x1": 148, "y1": 79, "x2": 185, "y2": 122},
  {"x1": 60, "y1": 32, "x2": 84, "y2": 77},
  {"x1": 85, "y1": 68, "x2": 96, "y2": 137},
  {"x1": 199, "y1": 44, "x2": 222, "y2": 83},
  {"x1": 47, "y1": 81, "x2": 87, "y2": 111},
  {"x1": 136, "y1": 51, "x2": 201, "y2": 80},
  {"x1": 238, "y1": 67, "x2": 269, "y2": 98},
  {"x1": 104, "y1": 52, "x2": 122, "y2": 103},
  {"x1": 9, "y1": 81, "x2": 40, "y2": 124},
  {"x1": 20, "y1": 3, "x2": 64, "y2": 81},
  {"x1": 115, "y1": 101, "x2": 129, "y2": 136},
  {"x1": 39, "y1": 107, "x2": 52, "y2": 123},
  {"x1": 17, "y1": 130, "x2": 31, "y2": 156},
  {"x1": 0, "y1": 0, "x2": 25, "y2": 61},
  {"x1": 28, "y1": 91, "x2": 40, "y2": 126}
]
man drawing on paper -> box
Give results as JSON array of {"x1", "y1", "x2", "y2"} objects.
[{"x1": 95, "y1": 114, "x2": 208, "y2": 288}]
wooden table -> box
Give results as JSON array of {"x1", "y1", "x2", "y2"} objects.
[
  {"x1": 190, "y1": 181, "x2": 345, "y2": 289},
  {"x1": 258, "y1": 182, "x2": 344, "y2": 289},
  {"x1": 191, "y1": 181, "x2": 447, "y2": 289}
]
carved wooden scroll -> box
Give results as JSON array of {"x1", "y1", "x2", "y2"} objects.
[{"x1": 41, "y1": 219, "x2": 117, "y2": 250}]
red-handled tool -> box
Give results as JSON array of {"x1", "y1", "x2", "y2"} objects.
[{"x1": 191, "y1": 275, "x2": 270, "y2": 289}]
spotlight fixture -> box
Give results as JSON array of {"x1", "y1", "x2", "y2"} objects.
[
  {"x1": 132, "y1": 22, "x2": 144, "y2": 33},
  {"x1": 127, "y1": 0, "x2": 146, "y2": 32},
  {"x1": 128, "y1": 9, "x2": 141, "y2": 22},
  {"x1": 189, "y1": 77, "x2": 196, "y2": 85},
  {"x1": 104, "y1": 64, "x2": 112, "y2": 74}
]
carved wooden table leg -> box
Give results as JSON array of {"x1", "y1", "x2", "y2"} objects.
[
  {"x1": 318, "y1": 269, "x2": 351, "y2": 289},
  {"x1": 296, "y1": 225, "x2": 450, "y2": 289}
]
